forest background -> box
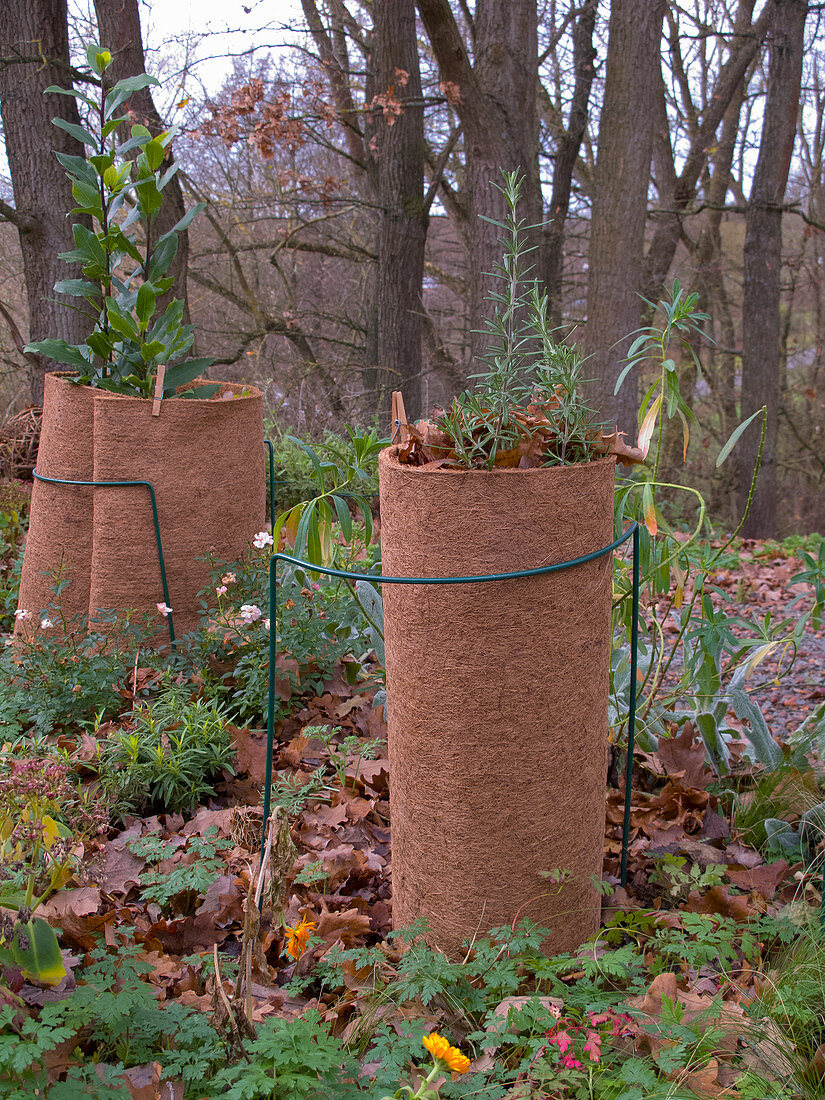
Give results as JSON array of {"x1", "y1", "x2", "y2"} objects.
[{"x1": 0, "y1": 0, "x2": 824, "y2": 539}]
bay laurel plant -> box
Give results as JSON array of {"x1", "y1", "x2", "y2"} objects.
[{"x1": 25, "y1": 43, "x2": 214, "y2": 398}]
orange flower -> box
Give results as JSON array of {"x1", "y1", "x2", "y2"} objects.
[
  {"x1": 422, "y1": 1031, "x2": 471, "y2": 1075},
  {"x1": 284, "y1": 913, "x2": 316, "y2": 959}
]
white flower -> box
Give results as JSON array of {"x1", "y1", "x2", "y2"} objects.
[
  {"x1": 253, "y1": 530, "x2": 274, "y2": 549},
  {"x1": 264, "y1": 618, "x2": 270, "y2": 630},
  {"x1": 216, "y1": 585, "x2": 227, "y2": 596},
  {"x1": 156, "y1": 602, "x2": 173, "y2": 617},
  {"x1": 40, "y1": 618, "x2": 55, "y2": 630},
  {"x1": 14, "y1": 609, "x2": 31, "y2": 621},
  {"x1": 240, "y1": 603, "x2": 262, "y2": 623}
]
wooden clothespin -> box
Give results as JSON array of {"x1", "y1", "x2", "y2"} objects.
[
  {"x1": 152, "y1": 364, "x2": 167, "y2": 417},
  {"x1": 391, "y1": 390, "x2": 410, "y2": 444}
]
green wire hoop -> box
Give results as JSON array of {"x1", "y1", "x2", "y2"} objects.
[
  {"x1": 31, "y1": 469, "x2": 176, "y2": 647},
  {"x1": 263, "y1": 522, "x2": 641, "y2": 887}
]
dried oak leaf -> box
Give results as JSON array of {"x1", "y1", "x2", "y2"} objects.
[
  {"x1": 724, "y1": 860, "x2": 789, "y2": 900},
  {"x1": 652, "y1": 723, "x2": 714, "y2": 790},
  {"x1": 593, "y1": 429, "x2": 645, "y2": 466}
]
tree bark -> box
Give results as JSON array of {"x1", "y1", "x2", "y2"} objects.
[
  {"x1": 582, "y1": 0, "x2": 666, "y2": 432},
  {"x1": 373, "y1": 0, "x2": 427, "y2": 420},
  {"x1": 418, "y1": 0, "x2": 541, "y2": 361},
  {"x1": 543, "y1": 0, "x2": 597, "y2": 327},
  {"x1": 739, "y1": 0, "x2": 808, "y2": 537},
  {"x1": 0, "y1": 0, "x2": 90, "y2": 403},
  {"x1": 93, "y1": 0, "x2": 191, "y2": 322}
]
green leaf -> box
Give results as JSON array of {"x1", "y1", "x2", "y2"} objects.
[
  {"x1": 728, "y1": 688, "x2": 782, "y2": 769},
  {"x1": 144, "y1": 138, "x2": 166, "y2": 172},
  {"x1": 86, "y1": 331, "x2": 114, "y2": 360},
  {"x1": 104, "y1": 74, "x2": 159, "y2": 116},
  {"x1": 170, "y1": 203, "x2": 205, "y2": 234},
  {"x1": 614, "y1": 357, "x2": 637, "y2": 395},
  {"x1": 52, "y1": 117, "x2": 97, "y2": 147},
  {"x1": 144, "y1": 233, "x2": 178, "y2": 281},
  {"x1": 162, "y1": 357, "x2": 215, "y2": 394},
  {"x1": 135, "y1": 283, "x2": 156, "y2": 328},
  {"x1": 331, "y1": 494, "x2": 353, "y2": 543},
  {"x1": 44, "y1": 84, "x2": 98, "y2": 109},
  {"x1": 105, "y1": 299, "x2": 140, "y2": 340},
  {"x1": 54, "y1": 151, "x2": 98, "y2": 185},
  {"x1": 54, "y1": 278, "x2": 102, "y2": 300},
  {"x1": 24, "y1": 339, "x2": 90, "y2": 371},
  {"x1": 7, "y1": 918, "x2": 67, "y2": 986},
  {"x1": 716, "y1": 408, "x2": 765, "y2": 467}
]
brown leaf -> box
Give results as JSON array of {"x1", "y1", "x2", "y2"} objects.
[
  {"x1": 118, "y1": 1062, "x2": 184, "y2": 1100},
  {"x1": 230, "y1": 725, "x2": 268, "y2": 785},
  {"x1": 654, "y1": 723, "x2": 714, "y2": 790},
  {"x1": 314, "y1": 905, "x2": 372, "y2": 948},
  {"x1": 101, "y1": 836, "x2": 146, "y2": 898},
  {"x1": 725, "y1": 860, "x2": 789, "y2": 900},
  {"x1": 38, "y1": 886, "x2": 101, "y2": 923},
  {"x1": 684, "y1": 884, "x2": 756, "y2": 921}
]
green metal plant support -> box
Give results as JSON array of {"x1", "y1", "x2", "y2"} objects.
[
  {"x1": 262, "y1": 522, "x2": 641, "y2": 888},
  {"x1": 32, "y1": 470, "x2": 176, "y2": 646}
]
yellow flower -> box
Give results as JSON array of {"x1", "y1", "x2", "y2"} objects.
[
  {"x1": 422, "y1": 1032, "x2": 471, "y2": 1075},
  {"x1": 284, "y1": 913, "x2": 317, "y2": 959}
]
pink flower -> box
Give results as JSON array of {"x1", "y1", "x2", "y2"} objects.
[
  {"x1": 240, "y1": 603, "x2": 262, "y2": 623},
  {"x1": 40, "y1": 618, "x2": 55, "y2": 630},
  {"x1": 253, "y1": 530, "x2": 274, "y2": 549},
  {"x1": 264, "y1": 618, "x2": 270, "y2": 630},
  {"x1": 156, "y1": 602, "x2": 173, "y2": 617},
  {"x1": 221, "y1": 573, "x2": 237, "y2": 585},
  {"x1": 13, "y1": 609, "x2": 31, "y2": 621},
  {"x1": 216, "y1": 585, "x2": 228, "y2": 596},
  {"x1": 561, "y1": 1055, "x2": 583, "y2": 1070}
]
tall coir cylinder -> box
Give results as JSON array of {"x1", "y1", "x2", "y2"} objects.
[
  {"x1": 17, "y1": 373, "x2": 265, "y2": 640},
  {"x1": 379, "y1": 446, "x2": 616, "y2": 958}
]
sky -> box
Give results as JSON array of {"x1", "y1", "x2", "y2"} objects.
[{"x1": 139, "y1": 0, "x2": 305, "y2": 97}]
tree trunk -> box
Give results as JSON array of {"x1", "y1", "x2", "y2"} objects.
[
  {"x1": 0, "y1": 0, "x2": 91, "y2": 403},
  {"x1": 543, "y1": 0, "x2": 597, "y2": 327},
  {"x1": 374, "y1": 0, "x2": 427, "y2": 420},
  {"x1": 739, "y1": 0, "x2": 807, "y2": 538},
  {"x1": 93, "y1": 0, "x2": 191, "y2": 322},
  {"x1": 583, "y1": 0, "x2": 666, "y2": 432},
  {"x1": 417, "y1": 0, "x2": 541, "y2": 361}
]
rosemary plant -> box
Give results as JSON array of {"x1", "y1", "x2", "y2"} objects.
[{"x1": 433, "y1": 170, "x2": 604, "y2": 470}]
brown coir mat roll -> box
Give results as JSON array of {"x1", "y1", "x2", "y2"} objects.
[
  {"x1": 17, "y1": 373, "x2": 265, "y2": 641},
  {"x1": 378, "y1": 445, "x2": 616, "y2": 958},
  {"x1": 16, "y1": 373, "x2": 94, "y2": 630}
]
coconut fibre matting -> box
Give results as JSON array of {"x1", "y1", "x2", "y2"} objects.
[
  {"x1": 17, "y1": 373, "x2": 265, "y2": 639},
  {"x1": 378, "y1": 446, "x2": 616, "y2": 958}
]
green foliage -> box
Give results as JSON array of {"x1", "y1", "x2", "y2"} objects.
[
  {"x1": 647, "y1": 853, "x2": 727, "y2": 902},
  {"x1": 436, "y1": 170, "x2": 602, "y2": 469},
  {"x1": 272, "y1": 425, "x2": 386, "y2": 569},
  {"x1": 97, "y1": 684, "x2": 235, "y2": 816},
  {"x1": 265, "y1": 424, "x2": 381, "y2": 519},
  {"x1": 128, "y1": 826, "x2": 233, "y2": 913},
  {"x1": 210, "y1": 1009, "x2": 353, "y2": 1099},
  {"x1": 187, "y1": 549, "x2": 372, "y2": 726},
  {"x1": 24, "y1": 44, "x2": 213, "y2": 398}
]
